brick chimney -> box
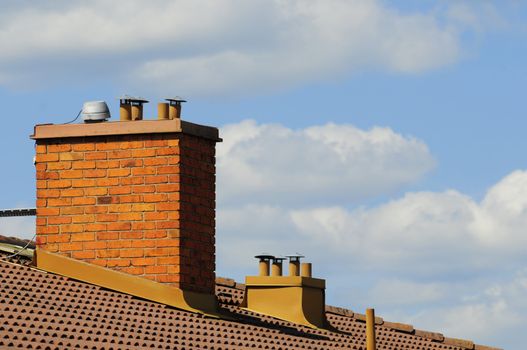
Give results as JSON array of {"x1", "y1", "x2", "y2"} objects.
[{"x1": 31, "y1": 118, "x2": 220, "y2": 294}]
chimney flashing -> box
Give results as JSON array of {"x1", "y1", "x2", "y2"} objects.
[{"x1": 30, "y1": 119, "x2": 222, "y2": 142}]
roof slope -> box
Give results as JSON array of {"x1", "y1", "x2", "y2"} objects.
[{"x1": 0, "y1": 255, "x2": 500, "y2": 350}]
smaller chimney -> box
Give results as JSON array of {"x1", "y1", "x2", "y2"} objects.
[
  {"x1": 243, "y1": 254, "x2": 327, "y2": 328},
  {"x1": 166, "y1": 97, "x2": 186, "y2": 119}
]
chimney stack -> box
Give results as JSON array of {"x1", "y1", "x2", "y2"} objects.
[
  {"x1": 32, "y1": 104, "x2": 221, "y2": 295},
  {"x1": 243, "y1": 254, "x2": 327, "y2": 328}
]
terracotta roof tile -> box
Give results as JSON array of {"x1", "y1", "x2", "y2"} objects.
[{"x1": 0, "y1": 256, "x2": 502, "y2": 350}]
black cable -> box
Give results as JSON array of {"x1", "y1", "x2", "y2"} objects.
[{"x1": 63, "y1": 109, "x2": 82, "y2": 124}]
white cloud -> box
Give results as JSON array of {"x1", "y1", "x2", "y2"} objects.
[
  {"x1": 217, "y1": 120, "x2": 435, "y2": 206},
  {"x1": 216, "y1": 159, "x2": 527, "y2": 348},
  {"x1": 0, "y1": 0, "x2": 481, "y2": 94}
]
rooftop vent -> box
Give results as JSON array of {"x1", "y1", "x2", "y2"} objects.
[{"x1": 81, "y1": 101, "x2": 110, "y2": 123}]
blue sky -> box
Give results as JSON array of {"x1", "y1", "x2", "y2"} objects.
[{"x1": 0, "y1": 1, "x2": 526, "y2": 348}]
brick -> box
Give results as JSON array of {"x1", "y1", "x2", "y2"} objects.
[
  {"x1": 132, "y1": 167, "x2": 156, "y2": 176},
  {"x1": 96, "y1": 232, "x2": 119, "y2": 240},
  {"x1": 118, "y1": 212, "x2": 142, "y2": 221},
  {"x1": 131, "y1": 239, "x2": 155, "y2": 248},
  {"x1": 131, "y1": 203, "x2": 155, "y2": 212},
  {"x1": 84, "y1": 205, "x2": 108, "y2": 214},
  {"x1": 37, "y1": 153, "x2": 59, "y2": 162},
  {"x1": 60, "y1": 170, "x2": 83, "y2": 179},
  {"x1": 85, "y1": 223, "x2": 107, "y2": 232},
  {"x1": 86, "y1": 152, "x2": 108, "y2": 160},
  {"x1": 120, "y1": 249, "x2": 144, "y2": 258},
  {"x1": 90, "y1": 259, "x2": 108, "y2": 267},
  {"x1": 144, "y1": 139, "x2": 167, "y2": 147},
  {"x1": 71, "y1": 215, "x2": 95, "y2": 223},
  {"x1": 157, "y1": 166, "x2": 179, "y2": 175},
  {"x1": 107, "y1": 150, "x2": 132, "y2": 159},
  {"x1": 36, "y1": 144, "x2": 47, "y2": 154},
  {"x1": 107, "y1": 240, "x2": 132, "y2": 249},
  {"x1": 119, "y1": 177, "x2": 144, "y2": 186},
  {"x1": 61, "y1": 224, "x2": 84, "y2": 234},
  {"x1": 156, "y1": 148, "x2": 179, "y2": 156},
  {"x1": 59, "y1": 152, "x2": 83, "y2": 161},
  {"x1": 145, "y1": 265, "x2": 167, "y2": 274},
  {"x1": 120, "y1": 159, "x2": 143, "y2": 168},
  {"x1": 96, "y1": 178, "x2": 119, "y2": 186},
  {"x1": 72, "y1": 251, "x2": 95, "y2": 259},
  {"x1": 108, "y1": 204, "x2": 131, "y2": 213},
  {"x1": 144, "y1": 212, "x2": 168, "y2": 221},
  {"x1": 85, "y1": 187, "x2": 107, "y2": 196},
  {"x1": 60, "y1": 188, "x2": 84, "y2": 197},
  {"x1": 48, "y1": 198, "x2": 72, "y2": 206},
  {"x1": 109, "y1": 186, "x2": 131, "y2": 195},
  {"x1": 156, "y1": 184, "x2": 180, "y2": 192},
  {"x1": 83, "y1": 169, "x2": 107, "y2": 178},
  {"x1": 156, "y1": 239, "x2": 180, "y2": 247},
  {"x1": 96, "y1": 141, "x2": 120, "y2": 151},
  {"x1": 47, "y1": 162, "x2": 72, "y2": 170},
  {"x1": 156, "y1": 203, "x2": 180, "y2": 211},
  {"x1": 97, "y1": 196, "x2": 118, "y2": 205},
  {"x1": 61, "y1": 207, "x2": 84, "y2": 215},
  {"x1": 132, "y1": 185, "x2": 156, "y2": 193},
  {"x1": 143, "y1": 158, "x2": 167, "y2": 167},
  {"x1": 156, "y1": 274, "x2": 180, "y2": 283},
  {"x1": 121, "y1": 266, "x2": 144, "y2": 275},
  {"x1": 119, "y1": 195, "x2": 143, "y2": 203},
  {"x1": 107, "y1": 222, "x2": 132, "y2": 231},
  {"x1": 143, "y1": 194, "x2": 168, "y2": 203},
  {"x1": 72, "y1": 197, "x2": 96, "y2": 205},
  {"x1": 37, "y1": 189, "x2": 60, "y2": 198},
  {"x1": 46, "y1": 234, "x2": 71, "y2": 243},
  {"x1": 108, "y1": 168, "x2": 130, "y2": 177},
  {"x1": 97, "y1": 250, "x2": 120, "y2": 258},
  {"x1": 131, "y1": 222, "x2": 156, "y2": 230},
  {"x1": 96, "y1": 213, "x2": 118, "y2": 222},
  {"x1": 84, "y1": 241, "x2": 107, "y2": 249},
  {"x1": 107, "y1": 259, "x2": 130, "y2": 267},
  {"x1": 145, "y1": 231, "x2": 167, "y2": 239},
  {"x1": 144, "y1": 175, "x2": 168, "y2": 185},
  {"x1": 72, "y1": 161, "x2": 96, "y2": 169},
  {"x1": 72, "y1": 179, "x2": 96, "y2": 188},
  {"x1": 48, "y1": 216, "x2": 72, "y2": 225},
  {"x1": 131, "y1": 257, "x2": 156, "y2": 266},
  {"x1": 72, "y1": 143, "x2": 95, "y2": 151},
  {"x1": 156, "y1": 257, "x2": 179, "y2": 265},
  {"x1": 47, "y1": 180, "x2": 71, "y2": 189},
  {"x1": 59, "y1": 242, "x2": 83, "y2": 251},
  {"x1": 157, "y1": 221, "x2": 179, "y2": 229},
  {"x1": 120, "y1": 141, "x2": 144, "y2": 149},
  {"x1": 145, "y1": 247, "x2": 178, "y2": 257}
]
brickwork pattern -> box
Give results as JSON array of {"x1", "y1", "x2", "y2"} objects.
[{"x1": 35, "y1": 133, "x2": 216, "y2": 293}]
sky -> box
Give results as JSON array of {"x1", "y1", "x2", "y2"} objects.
[{"x1": 0, "y1": 1, "x2": 525, "y2": 348}]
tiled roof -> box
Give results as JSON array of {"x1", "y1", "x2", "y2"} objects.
[{"x1": 0, "y1": 252, "x2": 500, "y2": 350}]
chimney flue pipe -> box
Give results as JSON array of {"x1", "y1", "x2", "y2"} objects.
[
  {"x1": 366, "y1": 308, "x2": 377, "y2": 350},
  {"x1": 301, "y1": 262, "x2": 312, "y2": 278},
  {"x1": 255, "y1": 254, "x2": 274, "y2": 277},
  {"x1": 166, "y1": 97, "x2": 186, "y2": 119},
  {"x1": 271, "y1": 257, "x2": 285, "y2": 276},
  {"x1": 286, "y1": 254, "x2": 304, "y2": 276},
  {"x1": 158, "y1": 103, "x2": 169, "y2": 120}
]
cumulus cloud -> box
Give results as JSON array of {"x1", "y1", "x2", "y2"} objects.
[
  {"x1": 0, "y1": 0, "x2": 480, "y2": 94},
  {"x1": 217, "y1": 120, "x2": 435, "y2": 206},
  {"x1": 216, "y1": 171, "x2": 527, "y2": 349}
]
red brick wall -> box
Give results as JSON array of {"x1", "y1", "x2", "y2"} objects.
[{"x1": 35, "y1": 133, "x2": 216, "y2": 293}]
